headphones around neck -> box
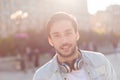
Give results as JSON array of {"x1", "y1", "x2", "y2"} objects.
[{"x1": 59, "y1": 57, "x2": 83, "y2": 73}]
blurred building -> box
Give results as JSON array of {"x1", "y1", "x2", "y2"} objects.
[
  {"x1": 106, "y1": 5, "x2": 120, "y2": 34},
  {"x1": 90, "y1": 4, "x2": 120, "y2": 34},
  {"x1": 90, "y1": 11, "x2": 109, "y2": 34},
  {"x1": 0, "y1": 0, "x2": 91, "y2": 38}
]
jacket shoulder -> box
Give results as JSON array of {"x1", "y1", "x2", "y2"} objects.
[
  {"x1": 33, "y1": 59, "x2": 54, "y2": 80},
  {"x1": 82, "y1": 50, "x2": 117, "y2": 80},
  {"x1": 82, "y1": 50, "x2": 108, "y2": 66}
]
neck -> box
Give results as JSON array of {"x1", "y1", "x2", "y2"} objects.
[{"x1": 57, "y1": 48, "x2": 80, "y2": 65}]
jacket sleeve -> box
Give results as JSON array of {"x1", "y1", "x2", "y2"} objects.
[
  {"x1": 33, "y1": 60, "x2": 54, "y2": 80},
  {"x1": 33, "y1": 67, "x2": 51, "y2": 80},
  {"x1": 33, "y1": 71, "x2": 42, "y2": 80},
  {"x1": 33, "y1": 73, "x2": 38, "y2": 80},
  {"x1": 105, "y1": 58, "x2": 118, "y2": 80}
]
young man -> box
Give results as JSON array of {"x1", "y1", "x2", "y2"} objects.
[{"x1": 33, "y1": 12, "x2": 117, "y2": 80}]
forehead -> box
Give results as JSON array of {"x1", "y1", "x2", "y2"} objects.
[{"x1": 50, "y1": 20, "x2": 74, "y2": 34}]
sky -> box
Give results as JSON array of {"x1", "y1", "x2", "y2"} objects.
[{"x1": 87, "y1": 0, "x2": 120, "y2": 14}]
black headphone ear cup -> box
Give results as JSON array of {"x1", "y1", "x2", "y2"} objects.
[
  {"x1": 73, "y1": 58, "x2": 83, "y2": 70},
  {"x1": 60, "y1": 63, "x2": 72, "y2": 73}
]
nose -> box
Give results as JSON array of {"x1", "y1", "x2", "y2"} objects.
[{"x1": 60, "y1": 36, "x2": 68, "y2": 44}]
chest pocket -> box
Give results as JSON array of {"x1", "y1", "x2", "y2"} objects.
[
  {"x1": 94, "y1": 65, "x2": 106, "y2": 80},
  {"x1": 49, "y1": 72, "x2": 63, "y2": 80}
]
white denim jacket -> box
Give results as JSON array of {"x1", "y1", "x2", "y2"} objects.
[{"x1": 33, "y1": 50, "x2": 117, "y2": 80}]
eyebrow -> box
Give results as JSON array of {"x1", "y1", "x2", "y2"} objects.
[
  {"x1": 51, "y1": 28, "x2": 73, "y2": 35},
  {"x1": 65, "y1": 29, "x2": 72, "y2": 32}
]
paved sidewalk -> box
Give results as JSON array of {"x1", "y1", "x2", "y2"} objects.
[
  {"x1": 0, "y1": 54, "x2": 119, "y2": 80},
  {"x1": 0, "y1": 70, "x2": 34, "y2": 80}
]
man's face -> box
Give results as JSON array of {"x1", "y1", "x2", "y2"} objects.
[{"x1": 48, "y1": 20, "x2": 79, "y2": 57}]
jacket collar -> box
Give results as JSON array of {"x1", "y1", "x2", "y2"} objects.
[{"x1": 50, "y1": 50, "x2": 102, "y2": 80}]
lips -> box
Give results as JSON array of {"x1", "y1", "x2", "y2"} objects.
[{"x1": 60, "y1": 44, "x2": 72, "y2": 51}]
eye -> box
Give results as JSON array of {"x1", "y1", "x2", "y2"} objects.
[
  {"x1": 53, "y1": 34, "x2": 60, "y2": 38},
  {"x1": 65, "y1": 31, "x2": 72, "y2": 36}
]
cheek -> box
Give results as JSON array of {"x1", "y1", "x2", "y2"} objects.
[
  {"x1": 70, "y1": 36, "x2": 77, "y2": 42},
  {"x1": 52, "y1": 40, "x2": 61, "y2": 47}
]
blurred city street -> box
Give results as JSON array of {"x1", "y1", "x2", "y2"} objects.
[{"x1": 0, "y1": 53, "x2": 120, "y2": 80}]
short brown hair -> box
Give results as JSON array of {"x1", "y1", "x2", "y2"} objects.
[{"x1": 46, "y1": 12, "x2": 78, "y2": 37}]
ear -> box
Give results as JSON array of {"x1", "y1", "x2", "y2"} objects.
[
  {"x1": 48, "y1": 37, "x2": 54, "y2": 46},
  {"x1": 76, "y1": 31, "x2": 80, "y2": 40}
]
